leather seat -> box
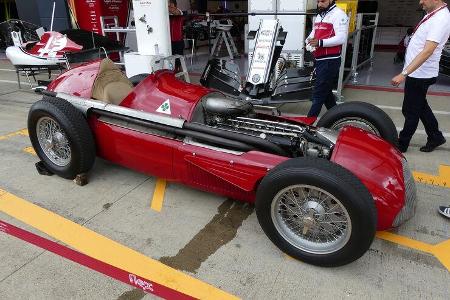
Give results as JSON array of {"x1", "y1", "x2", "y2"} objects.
[{"x1": 91, "y1": 58, "x2": 133, "y2": 105}]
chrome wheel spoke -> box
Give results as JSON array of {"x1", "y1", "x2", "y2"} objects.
[
  {"x1": 271, "y1": 184, "x2": 352, "y2": 255},
  {"x1": 36, "y1": 117, "x2": 71, "y2": 167}
]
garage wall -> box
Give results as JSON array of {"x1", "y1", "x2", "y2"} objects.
[
  {"x1": 15, "y1": 0, "x2": 70, "y2": 31},
  {"x1": 378, "y1": 0, "x2": 423, "y2": 27},
  {"x1": 207, "y1": 1, "x2": 248, "y2": 12}
]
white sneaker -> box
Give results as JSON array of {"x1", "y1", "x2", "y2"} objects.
[{"x1": 438, "y1": 206, "x2": 450, "y2": 219}]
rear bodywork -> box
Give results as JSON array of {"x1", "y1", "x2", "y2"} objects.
[{"x1": 47, "y1": 60, "x2": 415, "y2": 231}]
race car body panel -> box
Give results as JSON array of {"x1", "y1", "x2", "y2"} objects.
[
  {"x1": 120, "y1": 70, "x2": 210, "y2": 121},
  {"x1": 47, "y1": 59, "x2": 102, "y2": 98},
  {"x1": 45, "y1": 60, "x2": 413, "y2": 232},
  {"x1": 331, "y1": 127, "x2": 408, "y2": 229}
]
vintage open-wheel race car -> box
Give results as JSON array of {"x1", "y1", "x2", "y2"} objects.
[{"x1": 28, "y1": 58, "x2": 416, "y2": 267}]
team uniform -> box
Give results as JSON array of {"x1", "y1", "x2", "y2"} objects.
[
  {"x1": 399, "y1": 5, "x2": 450, "y2": 152},
  {"x1": 169, "y1": 8, "x2": 184, "y2": 56},
  {"x1": 306, "y1": 4, "x2": 349, "y2": 117}
]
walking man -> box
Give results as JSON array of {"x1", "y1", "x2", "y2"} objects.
[
  {"x1": 391, "y1": 0, "x2": 450, "y2": 153},
  {"x1": 306, "y1": 0, "x2": 349, "y2": 117}
]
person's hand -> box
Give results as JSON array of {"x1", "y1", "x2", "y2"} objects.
[
  {"x1": 308, "y1": 38, "x2": 319, "y2": 47},
  {"x1": 391, "y1": 74, "x2": 406, "y2": 87},
  {"x1": 168, "y1": 6, "x2": 180, "y2": 15}
]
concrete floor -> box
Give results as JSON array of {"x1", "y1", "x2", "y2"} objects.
[{"x1": 0, "y1": 58, "x2": 449, "y2": 299}]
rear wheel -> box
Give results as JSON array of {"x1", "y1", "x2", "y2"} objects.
[
  {"x1": 28, "y1": 96, "x2": 95, "y2": 179},
  {"x1": 256, "y1": 157, "x2": 377, "y2": 267},
  {"x1": 317, "y1": 101, "x2": 398, "y2": 147}
]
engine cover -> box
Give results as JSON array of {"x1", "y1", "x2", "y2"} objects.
[{"x1": 203, "y1": 94, "x2": 253, "y2": 117}]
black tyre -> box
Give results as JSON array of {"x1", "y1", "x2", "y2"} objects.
[
  {"x1": 256, "y1": 157, "x2": 377, "y2": 267},
  {"x1": 28, "y1": 96, "x2": 96, "y2": 179},
  {"x1": 317, "y1": 101, "x2": 398, "y2": 146},
  {"x1": 128, "y1": 73, "x2": 149, "y2": 86}
]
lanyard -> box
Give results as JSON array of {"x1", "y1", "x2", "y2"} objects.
[
  {"x1": 413, "y1": 4, "x2": 448, "y2": 34},
  {"x1": 319, "y1": 4, "x2": 336, "y2": 23}
]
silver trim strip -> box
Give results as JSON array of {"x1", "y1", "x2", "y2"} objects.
[
  {"x1": 55, "y1": 92, "x2": 185, "y2": 128},
  {"x1": 183, "y1": 137, "x2": 244, "y2": 155}
]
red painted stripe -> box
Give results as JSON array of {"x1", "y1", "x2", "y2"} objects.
[
  {"x1": 0, "y1": 220, "x2": 195, "y2": 300},
  {"x1": 345, "y1": 84, "x2": 450, "y2": 97}
]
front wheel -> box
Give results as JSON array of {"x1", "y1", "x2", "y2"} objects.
[
  {"x1": 28, "y1": 96, "x2": 96, "y2": 179},
  {"x1": 256, "y1": 157, "x2": 377, "y2": 267},
  {"x1": 317, "y1": 101, "x2": 398, "y2": 147}
]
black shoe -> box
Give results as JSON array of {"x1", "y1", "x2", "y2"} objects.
[
  {"x1": 419, "y1": 137, "x2": 446, "y2": 152},
  {"x1": 438, "y1": 206, "x2": 450, "y2": 219}
]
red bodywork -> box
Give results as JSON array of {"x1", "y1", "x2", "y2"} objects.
[{"x1": 48, "y1": 61, "x2": 407, "y2": 230}]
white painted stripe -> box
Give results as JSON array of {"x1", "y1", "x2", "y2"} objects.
[
  {"x1": 0, "y1": 79, "x2": 19, "y2": 84},
  {"x1": 377, "y1": 105, "x2": 450, "y2": 116},
  {"x1": 396, "y1": 127, "x2": 450, "y2": 138},
  {"x1": 0, "y1": 68, "x2": 16, "y2": 72}
]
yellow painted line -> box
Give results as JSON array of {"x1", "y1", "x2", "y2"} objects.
[
  {"x1": 151, "y1": 179, "x2": 167, "y2": 212},
  {"x1": 0, "y1": 188, "x2": 238, "y2": 300},
  {"x1": 0, "y1": 129, "x2": 28, "y2": 141},
  {"x1": 433, "y1": 240, "x2": 450, "y2": 271},
  {"x1": 376, "y1": 231, "x2": 434, "y2": 254},
  {"x1": 23, "y1": 146, "x2": 36, "y2": 156},
  {"x1": 376, "y1": 231, "x2": 450, "y2": 271},
  {"x1": 413, "y1": 165, "x2": 450, "y2": 188}
]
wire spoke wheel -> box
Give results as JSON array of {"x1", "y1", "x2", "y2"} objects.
[
  {"x1": 271, "y1": 184, "x2": 352, "y2": 254},
  {"x1": 330, "y1": 117, "x2": 380, "y2": 136},
  {"x1": 316, "y1": 101, "x2": 398, "y2": 146},
  {"x1": 36, "y1": 116, "x2": 71, "y2": 167},
  {"x1": 28, "y1": 97, "x2": 96, "y2": 179},
  {"x1": 256, "y1": 157, "x2": 376, "y2": 266}
]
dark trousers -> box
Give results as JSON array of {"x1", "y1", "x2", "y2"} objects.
[
  {"x1": 171, "y1": 40, "x2": 185, "y2": 56},
  {"x1": 308, "y1": 58, "x2": 341, "y2": 117},
  {"x1": 399, "y1": 76, "x2": 444, "y2": 147},
  {"x1": 171, "y1": 40, "x2": 185, "y2": 71}
]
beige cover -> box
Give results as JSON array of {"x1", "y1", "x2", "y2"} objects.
[{"x1": 91, "y1": 58, "x2": 133, "y2": 105}]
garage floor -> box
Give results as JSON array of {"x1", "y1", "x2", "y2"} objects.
[{"x1": 0, "y1": 58, "x2": 449, "y2": 299}]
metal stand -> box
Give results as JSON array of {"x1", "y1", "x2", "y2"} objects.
[
  {"x1": 15, "y1": 65, "x2": 63, "y2": 89},
  {"x1": 210, "y1": 21, "x2": 239, "y2": 59},
  {"x1": 335, "y1": 13, "x2": 379, "y2": 101}
]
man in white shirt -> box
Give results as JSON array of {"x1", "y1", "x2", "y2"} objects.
[{"x1": 391, "y1": 0, "x2": 450, "y2": 153}]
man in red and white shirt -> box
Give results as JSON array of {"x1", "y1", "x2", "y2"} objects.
[
  {"x1": 391, "y1": 0, "x2": 450, "y2": 153},
  {"x1": 305, "y1": 0, "x2": 349, "y2": 117},
  {"x1": 169, "y1": 0, "x2": 184, "y2": 56}
]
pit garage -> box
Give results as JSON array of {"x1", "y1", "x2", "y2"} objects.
[{"x1": 0, "y1": 0, "x2": 449, "y2": 299}]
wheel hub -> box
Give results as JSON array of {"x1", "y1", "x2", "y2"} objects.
[
  {"x1": 36, "y1": 117, "x2": 71, "y2": 167},
  {"x1": 271, "y1": 185, "x2": 352, "y2": 255}
]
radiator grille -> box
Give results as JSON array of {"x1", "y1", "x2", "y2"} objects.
[{"x1": 393, "y1": 159, "x2": 417, "y2": 227}]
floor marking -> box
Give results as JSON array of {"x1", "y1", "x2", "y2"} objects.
[
  {"x1": 23, "y1": 146, "x2": 36, "y2": 156},
  {"x1": 0, "y1": 188, "x2": 238, "y2": 300},
  {"x1": 151, "y1": 179, "x2": 167, "y2": 212},
  {"x1": 0, "y1": 79, "x2": 20, "y2": 84},
  {"x1": 413, "y1": 165, "x2": 450, "y2": 188},
  {"x1": 376, "y1": 231, "x2": 450, "y2": 271},
  {"x1": 396, "y1": 127, "x2": 450, "y2": 138},
  {"x1": 0, "y1": 68, "x2": 16, "y2": 72},
  {"x1": 377, "y1": 105, "x2": 450, "y2": 116},
  {"x1": 0, "y1": 128, "x2": 28, "y2": 141},
  {"x1": 345, "y1": 84, "x2": 450, "y2": 97},
  {"x1": 0, "y1": 220, "x2": 194, "y2": 300}
]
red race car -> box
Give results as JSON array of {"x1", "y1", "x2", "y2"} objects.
[{"x1": 28, "y1": 59, "x2": 416, "y2": 267}]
